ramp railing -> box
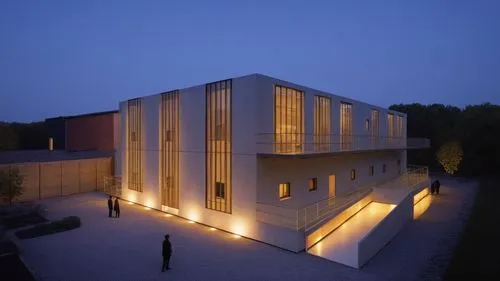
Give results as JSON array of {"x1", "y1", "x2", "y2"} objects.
[{"x1": 256, "y1": 165, "x2": 430, "y2": 231}]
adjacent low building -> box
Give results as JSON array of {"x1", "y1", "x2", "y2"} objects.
[
  {"x1": 114, "y1": 73, "x2": 431, "y2": 268},
  {"x1": 46, "y1": 110, "x2": 119, "y2": 152}
]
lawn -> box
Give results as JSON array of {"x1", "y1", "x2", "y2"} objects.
[{"x1": 444, "y1": 179, "x2": 500, "y2": 279}]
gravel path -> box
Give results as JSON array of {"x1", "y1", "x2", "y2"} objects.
[{"x1": 9, "y1": 177, "x2": 476, "y2": 281}]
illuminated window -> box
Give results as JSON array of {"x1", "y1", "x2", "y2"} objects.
[
  {"x1": 160, "y1": 91, "x2": 179, "y2": 208},
  {"x1": 340, "y1": 102, "x2": 353, "y2": 150},
  {"x1": 396, "y1": 115, "x2": 404, "y2": 138},
  {"x1": 371, "y1": 109, "x2": 379, "y2": 146},
  {"x1": 279, "y1": 183, "x2": 291, "y2": 199},
  {"x1": 387, "y1": 113, "x2": 395, "y2": 143},
  {"x1": 206, "y1": 80, "x2": 232, "y2": 214},
  {"x1": 127, "y1": 98, "x2": 143, "y2": 192},
  {"x1": 215, "y1": 182, "x2": 225, "y2": 199},
  {"x1": 350, "y1": 169, "x2": 356, "y2": 181},
  {"x1": 274, "y1": 85, "x2": 304, "y2": 154},
  {"x1": 382, "y1": 164, "x2": 387, "y2": 173},
  {"x1": 369, "y1": 165, "x2": 374, "y2": 176},
  {"x1": 314, "y1": 96, "x2": 331, "y2": 152},
  {"x1": 308, "y1": 178, "x2": 317, "y2": 192}
]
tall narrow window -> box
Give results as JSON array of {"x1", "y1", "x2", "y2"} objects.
[
  {"x1": 127, "y1": 98, "x2": 143, "y2": 192},
  {"x1": 369, "y1": 165, "x2": 374, "y2": 176},
  {"x1": 340, "y1": 102, "x2": 353, "y2": 150},
  {"x1": 279, "y1": 183, "x2": 291, "y2": 200},
  {"x1": 160, "y1": 91, "x2": 180, "y2": 209},
  {"x1": 314, "y1": 96, "x2": 331, "y2": 152},
  {"x1": 274, "y1": 85, "x2": 304, "y2": 154},
  {"x1": 387, "y1": 112, "x2": 395, "y2": 145},
  {"x1": 206, "y1": 80, "x2": 232, "y2": 213},
  {"x1": 371, "y1": 109, "x2": 379, "y2": 147},
  {"x1": 396, "y1": 115, "x2": 404, "y2": 147},
  {"x1": 350, "y1": 169, "x2": 356, "y2": 181}
]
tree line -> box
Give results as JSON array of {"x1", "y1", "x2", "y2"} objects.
[
  {"x1": 389, "y1": 103, "x2": 500, "y2": 178},
  {"x1": 0, "y1": 121, "x2": 48, "y2": 151}
]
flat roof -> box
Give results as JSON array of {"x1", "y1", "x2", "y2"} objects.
[
  {"x1": 46, "y1": 110, "x2": 118, "y2": 122},
  {"x1": 0, "y1": 150, "x2": 113, "y2": 165}
]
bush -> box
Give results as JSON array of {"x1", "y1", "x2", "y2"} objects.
[
  {"x1": 1, "y1": 213, "x2": 47, "y2": 230},
  {"x1": 15, "y1": 216, "x2": 81, "y2": 239}
]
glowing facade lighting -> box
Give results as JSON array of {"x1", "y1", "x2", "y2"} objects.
[
  {"x1": 209, "y1": 227, "x2": 217, "y2": 231},
  {"x1": 144, "y1": 207, "x2": 151, "y2": 210},
  {"x1": 164, "y1": 214, "x2": 172, "y2": 217},
  {"x1": 127, "y1": 202, "x2": 134, "y2": 205},
  {"x1": 188, "y1": 220, "x2": 195, "y2": 224},
  {"x1": 232, "y1": 234, "x2": 241, "y2": 239}
]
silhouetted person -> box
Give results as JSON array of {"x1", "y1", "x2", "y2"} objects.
[
  {"x1": 435, "y1": 180, "x2": 441, "y2": 195},
  {"x1": 114, "y1": 198, "x2": 120, "y2": 218},
  {"x1": 431, "y1": 181, "x2": 436, "y2": 195},
  {"x1": 162, "y1": 234, "x2": 172, "y2": 272},
  {"x1": 107, "y1": 196, "x2": 113, "y2": 217}
]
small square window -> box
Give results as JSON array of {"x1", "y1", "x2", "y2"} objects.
[
  {"x1": 165, "y1": 130, "x2": 173, "y2": 142},
  {"x1": 215, "y1": 182, "x2": 225, "y2": 199},
  {"x1": 382, "y1": 164, "x2": 387, "y2": 173},
  {"x1": 308, "y1": 178, "x2": 317, "y2": 192},
  {"x1": 350, "y1": 169, "x2": 356, "y2": 181},
  {"x1": 369, "y1": 165, "x2": 374, "y2": 176},
  {"x1": 365, "y1": 119, "x2": 370, "y2": 130},
  {"x1": 279, "y1": 183, "x2": 291, "y2": 200}
]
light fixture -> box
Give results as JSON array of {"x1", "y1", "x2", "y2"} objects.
[
  {"x1": 232, "y1": 234, "x2": 241, "y2": 239},
  {"x1": 164, "y1": 214, "x2": 172, "y2": 217},
  {"x1": 127, "y1": 202, "x2": 134, "y2": 205},
  {"x1": 209, "y1": 227, "x2": 217, "y2": 231},
  {"x1": 188, "y1": 220, "x2": 195, "y2": 224},
  {"x1": 144, "y1": 207, "x2": 151, "y2": 210}
]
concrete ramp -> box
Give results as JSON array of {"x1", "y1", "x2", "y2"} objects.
[{"x1": 308, "y1": 202, "x2": 396, "y2": 268}]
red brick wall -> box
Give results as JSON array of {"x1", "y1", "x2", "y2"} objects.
[{"x1": 66, "y1": 113, "x2": 117, "y2": 152}]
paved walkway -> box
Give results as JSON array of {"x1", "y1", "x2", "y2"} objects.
[{"x1": 9, "y1": 177, "x2": 476, "y2": 281}]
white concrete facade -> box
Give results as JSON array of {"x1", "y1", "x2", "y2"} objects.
[{"x1": 115, "y1": 73, "x2": 411, "y2": 253}]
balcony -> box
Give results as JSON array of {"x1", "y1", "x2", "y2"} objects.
[
  {"x1": 256, "y1": 133, "x2": 430, "y2": 156},
  {"x1": 256, "y1": 165, "x2": 429, "y2": 232}
]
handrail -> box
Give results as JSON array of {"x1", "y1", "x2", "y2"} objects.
[{"x1": 256, "y1": 133, "x2": 430, "y2": 155}]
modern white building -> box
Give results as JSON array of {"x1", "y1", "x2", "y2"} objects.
[{"x1": 114, "y1": 73, "x2": 431, "y2": 268}]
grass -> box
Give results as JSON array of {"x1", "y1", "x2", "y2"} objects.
[
  {"x1": 15, "y1": 216, "x2": 81, "y2": 239},
  {"x1": 444, "y1": 179, "x2": 500, "y2": 280}
]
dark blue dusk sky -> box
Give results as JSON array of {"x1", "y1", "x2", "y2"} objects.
[{"x1": 1, "y1": 0, "x2": 499, "y2": 122}]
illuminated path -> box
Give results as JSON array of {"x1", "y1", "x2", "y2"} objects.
[{"x1": 308, "y1": 202, "x2": 395, "y2": 267}]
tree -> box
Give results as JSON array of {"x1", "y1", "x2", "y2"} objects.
[
  {"x1": 436, "y1": 141, "x2": 464, "y2": 175},
  {"x1": 0, "y1": 167, "x2": 24, "y2": 205}
]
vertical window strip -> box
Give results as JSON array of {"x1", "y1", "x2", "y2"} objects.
[
  {"x1": 206, "y1": 80, "x2": 232, "y2": 213},
  {"x1": 127, "y1": 98, "x2": 143, "y2": 192},
  {"x1": 314, "y1": 96, "x2": 331, "y2": 152},
  {"x1": 160, "y1": 91, "x2": 179, "y2": 208},
  {"x1": 274, "y1": 85, "x2": 304, "y2": 154}
]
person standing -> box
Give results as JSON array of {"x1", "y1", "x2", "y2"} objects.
[
  {"x1": 114, "y1": 197, "x2": 120, "y2": 218},
  {"x1": 107, "y1": 196, "x2": 113, "y2": 217},
  {"x1": 162, "y1": 234, "x2": 172, "y2": 272}
]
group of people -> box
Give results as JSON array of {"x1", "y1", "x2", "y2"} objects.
[
  {"x1": 431, "y1": 180, "x2": 441, "y2": 195},
  {"x1": 107, "y1": 196, "x2": 121, "y2": 218},
  {"x1": 106, "y1": 195, "x2": 173, "y2": 271}
]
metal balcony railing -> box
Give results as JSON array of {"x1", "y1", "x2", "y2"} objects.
[
  {"x1": 256, "y1": 133, "x2": 430, "y2": 155},
  {"x1": 256, "y1": 165, "x2": 430, "y2": 231}
]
